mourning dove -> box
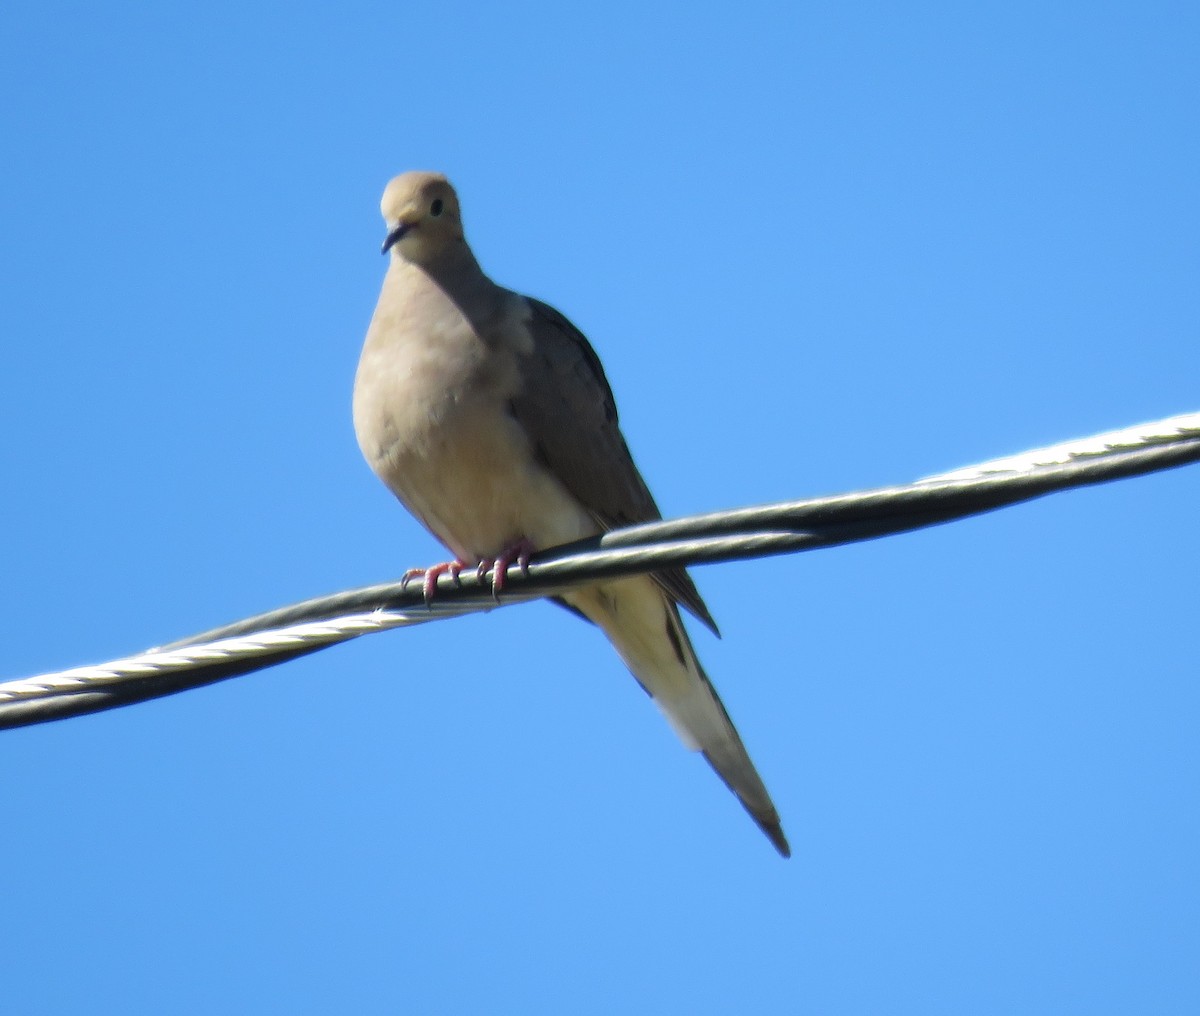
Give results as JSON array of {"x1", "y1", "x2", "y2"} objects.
[{"x1": 353, "y1": 172, "x2": 789, "y2": 857}]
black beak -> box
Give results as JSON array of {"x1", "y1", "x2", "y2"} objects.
[{"x1": 381, "y1": 223, "x2": 410, "y2": 254}]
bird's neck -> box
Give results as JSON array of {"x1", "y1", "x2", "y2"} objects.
[{"x1": 408, "y1": 242, "x2": 499, "y2": 323}]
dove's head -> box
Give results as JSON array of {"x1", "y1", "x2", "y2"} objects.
[{"x1": 380, "y1": 172, "x2": 465, "y2": 263}]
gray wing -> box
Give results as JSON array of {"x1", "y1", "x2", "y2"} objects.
[{"x1": 509, "y1": 297, "x2": 719, "y2": 637}]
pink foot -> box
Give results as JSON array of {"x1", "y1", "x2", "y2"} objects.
[
  {"x1": 491, "y1": 537, "x2": 535, "y2": 595},
  {"x1": 401, "y1": 559, "x2": 466, "y2": 604},
  {"x1": 473, "y1": 538, "x2": 536, "y2": 597}
]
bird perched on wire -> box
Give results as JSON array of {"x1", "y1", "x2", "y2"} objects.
[{"x1": 352, "y1": 171, "x2": 789, "y2": 856}]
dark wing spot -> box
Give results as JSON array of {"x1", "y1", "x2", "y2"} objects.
[{"x1": 664, "y1": 609, "x2": 688, "y2": 668}]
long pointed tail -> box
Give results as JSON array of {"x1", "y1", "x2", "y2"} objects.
[
  {"x1": 658, "y1": 605, "x2": 791, "y2": 858},
  {"x1": 568, "y1": 577, "x2": 790, "y2": 857}
]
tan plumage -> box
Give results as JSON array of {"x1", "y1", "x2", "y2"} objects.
[{"x1": 353, "y1": 171, "x2": 789, "y2": 856}]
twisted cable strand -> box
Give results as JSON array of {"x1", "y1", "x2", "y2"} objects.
[
  {"x1": 2, "y1": 411, "x2": 1196, "y2": 731},
  {"x1": 922, "y1": 411, "x2": 1200, "y2": 482}
]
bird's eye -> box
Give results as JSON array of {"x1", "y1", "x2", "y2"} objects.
[{"x1": 430, "y1": 198, "x2": 444, "y2": 217}]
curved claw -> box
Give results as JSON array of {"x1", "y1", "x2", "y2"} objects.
[
  {"x1": 402, "y1": 559, "x2": 466, "y2": 606},
  {"x1": 402, "y1": 541, "x2": 534, "y2": 607},
  {"x1": 490, "y1": 538, "x2": 536, "y2": 597},
  {"x1": 400, "y1": 566, "x2": 427, "y2": 591}
]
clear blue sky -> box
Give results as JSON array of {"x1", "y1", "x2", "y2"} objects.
[{"x1": 3, "y1": 2, "x2": 1198, "y2": 1013}]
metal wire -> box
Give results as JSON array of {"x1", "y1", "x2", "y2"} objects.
[{"x1": 2, "y1": 410, "x2": 1197, "y2": 731}]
